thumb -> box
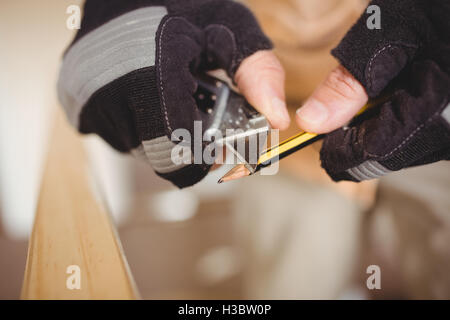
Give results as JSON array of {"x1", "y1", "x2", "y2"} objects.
[
  {"x1": 296, "y1": 65, "x2": 368, "y2": 134},
  {"x1": 235, "y1": 50, "x2": 290, "y2": 130}
]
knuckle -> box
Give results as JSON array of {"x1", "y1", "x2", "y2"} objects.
[
  {"x1": 236, "y1": 51, "x2": 285, "y2": 88},
  {"x1": 256, "y1": 55, "x2": 285, "y2": 80},
  {"x1": 324, "y1": 66, "x2": 363, "y2": 100}
]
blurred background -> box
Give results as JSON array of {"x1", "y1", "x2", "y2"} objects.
[{"x1": 1, "y1": 0, "x2": 450, "y2": 299}]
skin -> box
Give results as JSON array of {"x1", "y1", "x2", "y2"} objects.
[
  {"x1": 210, "y1": 50, "x2": 289, "y2": 171},
  {"x1": 234, "y1": 54, "x2": 377, "y2": 204},
  {"x1": 295, "y1": 64, "x2": 368, "y2": 134},
  {"x1": 235, "y1": 50, "x2": 290, "y2": 131},
  {"x1": 236, "y1": 52, "x2": 367, "y2": 134}
]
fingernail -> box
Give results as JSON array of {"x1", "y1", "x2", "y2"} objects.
[
  {"x1": 296, "y1": 99, "x2": 329, "y2": 126},
  {"x1": 271, "y1": 97, "x2": 290, "y2": 128}
]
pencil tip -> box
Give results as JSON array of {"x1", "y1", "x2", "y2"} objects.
[{"x1": 218, "y1": 164, "x2": 251, "y2": 184}]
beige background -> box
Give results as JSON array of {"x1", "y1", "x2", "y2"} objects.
[{"x1": 1, "y1": 0, "x2": 449, "y2": 300}]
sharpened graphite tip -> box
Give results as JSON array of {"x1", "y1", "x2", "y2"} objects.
[{"x1": 217, "y1": 164, "x2": 252, "y2": 184}]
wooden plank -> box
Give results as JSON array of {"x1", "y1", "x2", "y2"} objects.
[{"x1": 21, "y1": 109, "x2": 139, "y2": 300}]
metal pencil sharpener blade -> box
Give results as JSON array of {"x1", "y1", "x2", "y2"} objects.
[{"x1": 194, "y1": 75, "x2": 270, "y2": 172}]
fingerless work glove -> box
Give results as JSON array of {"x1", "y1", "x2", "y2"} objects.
[
  {"x1": 58, "y1": 0, "x2": 272, "y2": 188},
  {"x1": 321, "y1": 0, "x2": 450, "y2": 182}
]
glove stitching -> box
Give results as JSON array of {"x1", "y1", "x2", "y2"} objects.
[
  {"x1": 367, "y1": 44, "x2": 394, "y2": 92},
  {"x1": 366, "y1": 42, "x2": 419, "y2": 93},
  {"x1": 158, "y1": 18, "x2": 240, "y2": 135},
  {"x1": 365, "y1": 100, "x2": 448, "y2": 159},
  {"x1": 158, "y1": 16, "x2": 176, "y2": 134}
]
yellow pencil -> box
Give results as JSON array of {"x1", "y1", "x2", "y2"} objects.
[{"x1": 218, "y1": 100, "x2": 381, "y2": 184}]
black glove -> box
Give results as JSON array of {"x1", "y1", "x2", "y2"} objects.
[
  {"x1": 320, "y1": 0, "x2": 450, "y2": 182},
  {"x1": 58, "y1": 0, "x2": 272, "y2": 188}
]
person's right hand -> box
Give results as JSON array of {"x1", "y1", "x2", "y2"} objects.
[
  {"x1": 295, "y1": 0, "x2": 450, "y2": 182},
  {"x1": 58, "y1": 0, "x2": 288, "y2": 189}
]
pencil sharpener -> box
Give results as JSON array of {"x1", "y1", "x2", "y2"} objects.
[{"x1": 194, "y1": 75, "x2": 270, "y2": 171}]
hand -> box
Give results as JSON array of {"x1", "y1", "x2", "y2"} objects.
[
  {"x1": 58, "y1": 0, "x2": 289, "y2": 188},
  {"x1": 295, "y1": 0, "x2": 450, "y2": 182},
  {"x1": 236, "y1": 51, "x2": 289, "y2": 131}
]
